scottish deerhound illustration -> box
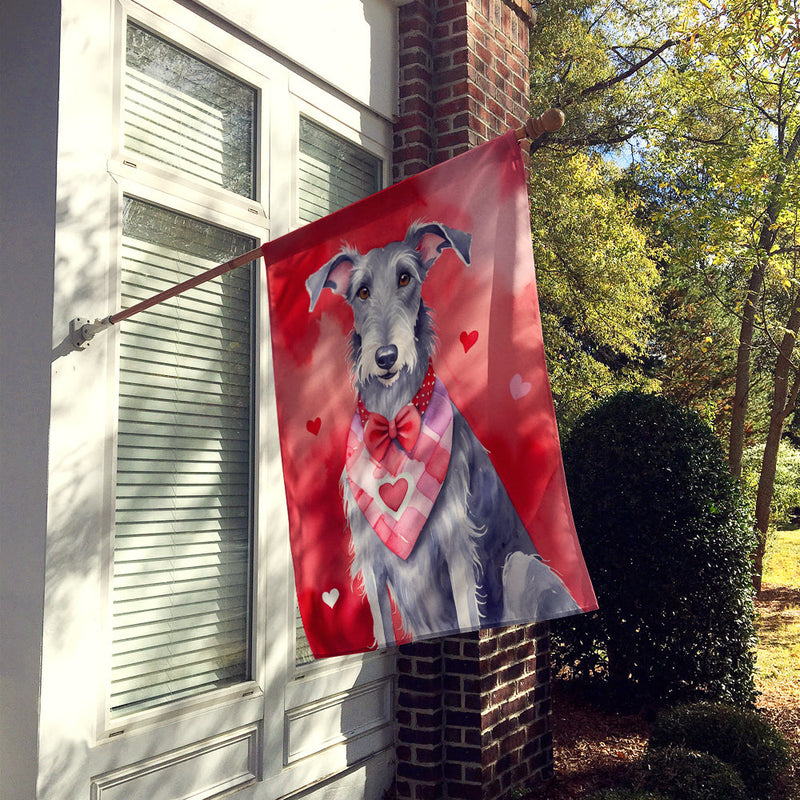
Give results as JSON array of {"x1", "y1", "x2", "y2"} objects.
[{"x1": 306, "y1": 221, "x2": 580, "y2": 647}]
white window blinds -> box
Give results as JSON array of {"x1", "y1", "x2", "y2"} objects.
[
  {"x1": 125, "y1": 23, "x2": 256, "y2": 199},
  {"x1": 111, "y1": 198, "x2": 256, "y2": 716},
  {"x1": 298, "y1": 117, "x2": 381, "y2": 224},
  {"x1": 111, "y1": 22, "x2": 258, "y2": 717},
  {"x1": 295, "y1": 118, "x2": 382, "y2": 665}
]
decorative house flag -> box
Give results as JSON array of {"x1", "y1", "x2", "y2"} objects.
[{"x1": 263, "y1": 130, "x2": 597, "y2": 658}]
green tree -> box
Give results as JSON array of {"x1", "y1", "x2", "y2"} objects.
[
  {"x1": 529, "y1": 151, "x2": 659, "y2": 430},
  {"x1": 529, "y1": 0, "x2": 800, "y2": 591},
  {"x1": 652, "y1": 283, "x2": 740, "y2": 436},
  {"x1": 529, "y1": 0, "x2": 682, "y2": 156},
  {"x1": 528, "y1": 0, "x2": 672, "y2": 429},
  {"x1": 741, "y1": 438, "x2": 800, "y2": 525},
  {"x1": 634, "y1": 0, "x2": 800, "y2": 589}
]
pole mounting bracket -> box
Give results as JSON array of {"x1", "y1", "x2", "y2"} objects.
[{"x1": 69, "y1": 317, "x2": 113, "y2": 350}]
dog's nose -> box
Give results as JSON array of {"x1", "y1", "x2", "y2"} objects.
[{"x1": 375, "y1": 345, "x2": 398, "y2": 371}]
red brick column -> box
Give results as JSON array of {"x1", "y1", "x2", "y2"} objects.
[
  {"x1": 395, "y1": 627, "x2": 554, "y2": 800},
  {"x1": 393, "y1": 3, "x2": 554, "y2": 799},
  {"x1": 396, "y1": 641, "x2": 445, "y2": 799},
  {"x1": 394, "y1": 0, "x2": 435, "y2": 182},
  {"x1": 395, "y1": 0, "x2": 534, "y2": 179}
]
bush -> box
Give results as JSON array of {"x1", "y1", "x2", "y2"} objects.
[
  {"x1": 632, "y1": 746, "x2": 748, "y2": 800},
  {"x1": 649, "y1": 702, "x2": 790, "y2": 798},
  {"x1": 555, "y1": 391, "x2": 757, "y2": 707}
]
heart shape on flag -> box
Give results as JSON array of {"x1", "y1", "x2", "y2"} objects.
[
  {"x1": 379, "y1": 477, "x2": 408, "y2": 512},
  {"x1": 306, "y1": 417, "x2": 321, "y2": 435},
  {"x1": 509, "y1": 373, "x2": 532, "y2": 400},
  {"x1": 460, "y1": 330, "x2": 479, "y2": 353},
  {"x1": 322, "y1": 588, "x2": 339, "y2": 608}
]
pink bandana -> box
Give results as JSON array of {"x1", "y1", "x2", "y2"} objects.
[{"x1": 345, "y1": 372, "x2": 454, "y2": 560}]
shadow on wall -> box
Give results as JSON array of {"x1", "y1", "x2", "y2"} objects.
[{"x1": 342, "y1": 658, "x2": 397, "y2": 800}]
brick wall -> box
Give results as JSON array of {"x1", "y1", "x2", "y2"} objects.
[
  {"x1": 394, "y1": 0, "x2": 534, "y2": 181},
  {"x1": 391, "y1": 3, "x2": 554, "y2": 798},
  {"x1": 395, "y1": 627, "x2": 553, "y2": 800}
]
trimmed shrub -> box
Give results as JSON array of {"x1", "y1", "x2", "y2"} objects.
[
  {"x1": 649, "y1": 702, "x2": 790, "y2": 798},
  {"x1": 555, "y1": 391, "x2": 757, "y2": 707},
  {"x1": 633, "y1": 746, "x2": 748, "y2": 800}
]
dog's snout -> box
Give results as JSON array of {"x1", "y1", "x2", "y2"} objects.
[{"x1": 375, "y1": 345, "x2": 398, "y2": 371}]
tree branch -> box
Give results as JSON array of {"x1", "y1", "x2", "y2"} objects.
[
  {"x1": 557, "y1": 39, "x2": 678, "y2": 108},
  {"x1": 530, "y1": 123, "x2": 641, "y2": 154},
  {"x1": 683, "y1": 128, "x2": 737, "y2": 146}
]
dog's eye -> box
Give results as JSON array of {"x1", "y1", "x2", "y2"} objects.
[
  {"x1": 357, "y1": 286, "x2": 370, "y2": 300},
  {"x1": 398, "y1": 272, "x2": 411, "y2": 287}
]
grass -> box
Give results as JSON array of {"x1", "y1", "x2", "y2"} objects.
[
  {"x1": 754, "y1": 527, "x2": 800, "y2": 800},
  {"x1": 762, "y1": 528, "x2": 800, "y2": 587},
  {"x1": 756, "y1": 528, "x2": 800, "y2": 700}
]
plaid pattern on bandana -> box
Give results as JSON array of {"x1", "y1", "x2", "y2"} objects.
[{"x1": 344, "y1": 376, "x2": 453, "y2": 560}]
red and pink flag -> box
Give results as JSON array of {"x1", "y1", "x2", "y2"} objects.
[{"x1": 263, "y1": 131, "x2": 596, "y2": 658}]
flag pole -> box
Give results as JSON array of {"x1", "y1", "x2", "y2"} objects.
[
  {"x1": 69, "y1": 108, "x2": 563, "y2": 350},
  {"x1": 109, "y1": 245, "x2": 264, "y2": 325},
  {"x1": 69, "y1": 245, "x2": 264, "y2": 349}
]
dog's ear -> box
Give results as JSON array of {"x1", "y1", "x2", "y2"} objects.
[
  {"x1": 405, "y1": 222, "x2": 472, "y2": 273},
  {"x1": 306, "y1": 252, "x2": 356, "y2": 311}
]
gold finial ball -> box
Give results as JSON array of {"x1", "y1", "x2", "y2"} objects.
[{"x1": 525, "y1": 108, "x2": 565, "y2": 140}]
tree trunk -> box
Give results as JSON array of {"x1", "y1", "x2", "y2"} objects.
[
  {"x1": 753, "y1": 300, "x2": 800, "y2": 593},
  {"x1": 754, "y1": 416, "x2": 782, "y2": 594},
  {"x1": 729, "y1": 265, "x2": 765, "y2": 478},
  {"x1": 728, "y1": 127, "x2": 800, "y2": 479}
]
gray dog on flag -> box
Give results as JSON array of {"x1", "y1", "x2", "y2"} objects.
[{"x1": 306, "y1": 221, "x2": 580, "y2": 647}]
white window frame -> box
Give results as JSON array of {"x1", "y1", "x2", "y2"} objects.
[
  {"x1": 259, "y1": 72, "x2": 397, "y2": 798},
  {"x1": 83, "y1": 0, "x2": 396, "y2": 794},
  {"x1": 100, "y1": 181, "x2": 271, "y2": 739},
  {"x1": 100, "y1": 1, "x2": 273, "y2": 742}
]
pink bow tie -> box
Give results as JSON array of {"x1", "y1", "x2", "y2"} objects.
[{"x1": 363, "y1": 404, "x2": 422, "y2": 462}]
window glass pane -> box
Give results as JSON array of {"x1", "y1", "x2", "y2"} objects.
[
  {"x1": 295, "y1": 120, "x2": 382, "y2": 665},
  {"x1": 125, "y1": 23, "x2": 256, "y2": 198},
  {"x1": 298, "y1": 117, "x2": 381, "y2": 223},
  {"x1": 111, "y1": 197, "x2": 255, "y2": 715}
]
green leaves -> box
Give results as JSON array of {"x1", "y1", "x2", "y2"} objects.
[
  {"x1": 528, "y1": 0, "x2": 680, "y2": 430},
  {"x1": 530, "y1": 146, "x2": 661, "y2": 430},
  {"x1": 530, "y1": 0, "x2": 800, "y2": 587},
  {"x1": 555, "y1": 392, "x2": 757, "y2": 707}
]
